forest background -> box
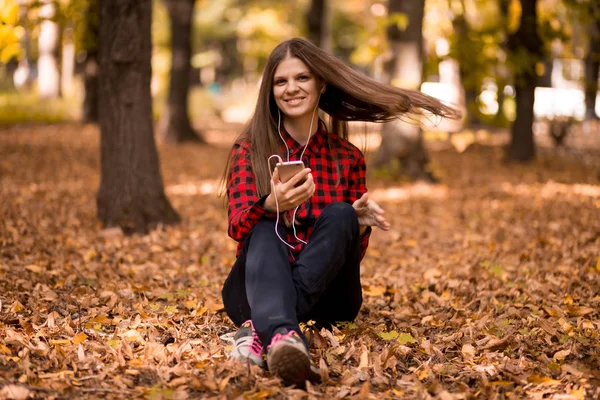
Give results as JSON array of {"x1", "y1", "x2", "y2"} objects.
[{"x1": 0, "y1": 0, "x2": 599, "y2": 399}]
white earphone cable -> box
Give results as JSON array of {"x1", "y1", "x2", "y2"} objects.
[{"x1": 269, "y1": 89, "x2": 323, "y2": 249}]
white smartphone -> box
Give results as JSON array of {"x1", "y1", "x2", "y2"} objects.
[{"x1": 275, "y1": 161, "x2": 306, "y2": 183}]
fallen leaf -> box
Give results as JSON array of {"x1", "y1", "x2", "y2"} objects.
[
  {"x1": 25, "y1": 264, "x2": 42, "y2": 273},
  {"x1": 0, "y1": 385, "x2": 30, "y2": 400},
  {"x1": 461, "y1": 344, "x2": 476, "y2": 360}
]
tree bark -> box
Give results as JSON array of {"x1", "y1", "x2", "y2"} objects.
[
  {"x1": 37, "y1": 0, "x2": 61, "y2": 98},
  {"x1": 83, "y1": 0, "x2": 99, "y2": 123},
  {"x1": 506, "y1": 0, "x2": 542, "y2": 162},
  {"x1": 157, "y1": 0, "x2": 204, "y2": 143},
  {"x1": 375, "y1": 0, "x2": 435, "y2": 182},
  {"x1": 584, "y1": 17, "x2": 600, "y2": 120},
  {"x1": 97, "y1": 0, "x2": 180, "y2": 234},
  {"x1": 306, "y1": 0, "x2": 331, "y2": 52}
]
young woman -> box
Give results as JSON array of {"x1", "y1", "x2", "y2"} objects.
[{"x1": 221, "y1": 38, "x2": 457, "y2": 386}]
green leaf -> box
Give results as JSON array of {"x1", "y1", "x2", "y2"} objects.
[
  {"x1": 397, "y1": 333, "x2": 418, "y2": 344},
  {"x1": 378, "y1": 330, "x2": 399, "y2": 341}
]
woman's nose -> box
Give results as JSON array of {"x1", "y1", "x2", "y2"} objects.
[{"x1": 286, "y1": 80, "x2": 299, "y2": 93}]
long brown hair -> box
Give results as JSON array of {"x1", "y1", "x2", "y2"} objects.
[{"x1": 222, "y1": 37, "x2": 459, "y2": 198}]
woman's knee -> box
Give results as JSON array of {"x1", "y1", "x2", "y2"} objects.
[
  {"x1": 320, "y1": 202, "x2": 359, "y2": 232},
  {"x1": 245, "y1": 220, "x2": 288, "y2": 269}
]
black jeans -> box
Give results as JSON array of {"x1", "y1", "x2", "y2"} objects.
[{"x1": 222, "y1": 202, "x2": 363, "y2": 347}]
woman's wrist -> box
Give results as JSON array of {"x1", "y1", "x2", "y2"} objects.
[{"x1": 263, "y1": 193, "x2": 276, "y2": 212}]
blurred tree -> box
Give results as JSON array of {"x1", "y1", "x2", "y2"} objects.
[
  {"x1": 447, "y1": 0, "x2": 485, "y2": 127},
  {"x1": 82, "y1": 0, "x2": 99, "y2": 123},
  {"x1": 97, "y1": 0, "x2": 180, "y2": 234},
  {"x1": 506, "y1": 0, "x2": 543, "y2": 161},
  {"x1": 13, "y1": 0, "x2": 34, "y2": 90},
  {"x1": 306, "y1": 0, "x2": 331, "y2": 52},
  {"x1": 584, "y1": 7, "x2": 600, "y2": 120},
  {"x1": 38, "y1": 0, "x2": 61, "y2": 98},
  {"x1": 493, "y1": 0, "x2": 511, "y2": 126},
  {"x1": 374, "y1": 0, "x2": 436, "y2": 182},
  {"x1": 157, "y1": 0, "x2": 204, "y2": 143}
]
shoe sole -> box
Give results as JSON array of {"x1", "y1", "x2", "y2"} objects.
[{"x1": 268, "y1": 344, "x2": 311, "y2": 387}]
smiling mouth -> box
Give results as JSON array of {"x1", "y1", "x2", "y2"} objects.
[{"x1": 285, "y1": 98, "x2": 305, "y2": 105}]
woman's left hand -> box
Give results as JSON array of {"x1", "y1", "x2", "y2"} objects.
[{"x1": 352, "y1": 192, "x2": 390, "y2": 231}]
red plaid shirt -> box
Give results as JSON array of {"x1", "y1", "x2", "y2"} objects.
[{"x1": 227, "y1": 120, "x2": 371, "y2": 260}]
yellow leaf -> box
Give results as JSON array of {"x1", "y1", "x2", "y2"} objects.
[
  {"x1": 9, "y1": 301, "x2": 23, "y2": 313},
  {"x1": 528, "y1": 375, "x2": 562, "y2": 385},
  {"x1": 569, "y1": 387, "x2": 586, "y2": 400},
  {"x1": 417, "y1": 366, "x2": 430, "y2": 381},
  {"x1": 0, "y1": 344, "x2": 11, "y2": 355},
  {"x1": 83, "y1": 249, "x2": 97, "y2": 262},
  {"x1": 397, "y1": 333, "x2": 417, "y2": 344},
  {"x1": 165, "y1": 305, "x2": 178, "y2": 314},
  {"x1": 72, "y1": 332, "x2": 87, "y2": 345},
  {"x1": 90, "y1": 315, "x2": 110, "y2": 324},
  {"x1": 195, "y1": 306, "x2": 208, "y2": 316},
  {"x1": 50, "y1": 340, "x2": 70, "y2": 346},
  {"x1": 129, "y1": 358, "x2": 144, "y2": 367},
  {"x1": 363, "y1": 285, "x2": 386, "y2": 296},
  {"x1": 378, "y1": 330, "x2": 399, "y2": 341},
  {"x1": 564, "y1": 294, "x2": 574, "y2": 305},
  {"x1": 596, "y1": 256, "x2": 600, "y2": 272},
  {"x1": 184, "y1": 300, "x2": 196, "y2": 310},
  {"x1": 405, "y1": 239, "x2": 418, "y2": 247}
]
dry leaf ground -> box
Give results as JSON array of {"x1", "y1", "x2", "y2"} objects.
[{"x1": 0, "y1": 123, "x2": 599, "y2": 399}]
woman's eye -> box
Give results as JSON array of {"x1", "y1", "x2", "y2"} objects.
[
  {"x1": 298, "y1": 76, "x2": 309, "y2": 81},
  {"x1": 275, "y1": 80, "x2": 285, "y2": 85}
]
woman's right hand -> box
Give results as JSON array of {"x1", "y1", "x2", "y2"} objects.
[{"x1": 264, "y1": 168, "x2": 315, "y2": 212}]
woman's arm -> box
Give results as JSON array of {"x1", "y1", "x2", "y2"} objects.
[
  {"x1": 347, "y1": 151, "x2": 373, "y2": 260},
  {"x1": 227, "y1": 142, "x2": 276, "y2": 242}
]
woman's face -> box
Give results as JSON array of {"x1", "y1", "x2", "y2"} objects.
[{"x1": 272, "y1": 56, "x2": 323, "y2": 122}]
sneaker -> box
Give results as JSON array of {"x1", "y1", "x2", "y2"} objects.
[
  {"x1": 230, "y1": 320, "x2": 266, "y2": 369},
  {"x1": 266, "y1": 328, "x2": 312, "y2": 386}
]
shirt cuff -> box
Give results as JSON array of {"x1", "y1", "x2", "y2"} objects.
[{"x1": 255, "y1": 195, "x2": 277, "y2": 219}]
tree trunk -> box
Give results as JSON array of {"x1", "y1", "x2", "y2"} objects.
[
  {"x1": 306, "y1": 0, "x2": 331, "y2": 52},
  {"x1": 97, "y1": 0, "x2": 180, "y2": 234},
  {"x1": 375, "y1": 0, "x2": 435, "y2": 182},
  {"x1": 37, "y1": 0, "x2": 61, "y2": 98},
  {"x1": 83, "y1": 0, "x2": 99, "y2": 123},
  {"x1": 450, "y1": 8, "x2": 484, "y2": 128},
  {"x1": 14, "y1": 0, "x2": 33, "y2": 90},
  {"x1": 506, "y1": 0, "x2": 542, "y2": 161},
  {"x1": 157, "y1": 0, "x2": 203, "y2": 143},
  {"x1": 61, "y1": 23, "x2": 75, "y2": 96},
  {"x1": 584, "y1": 18, "x2": 600, "y2": 120},
  {"x1": 493, "y1": 0, "x2": 511, "y2": 126}
]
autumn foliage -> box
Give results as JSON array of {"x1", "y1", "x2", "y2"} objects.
[{"x1": 1, "y1": 124, "x2": 599, "y2": 399}]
